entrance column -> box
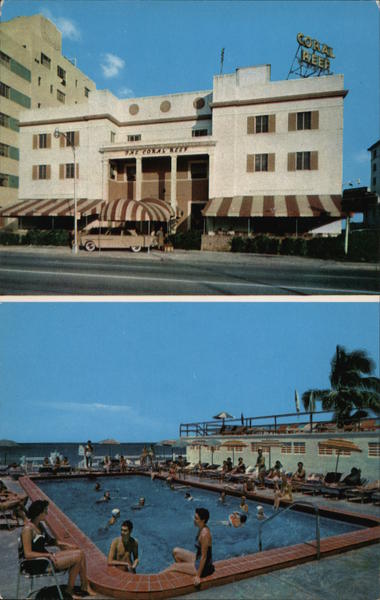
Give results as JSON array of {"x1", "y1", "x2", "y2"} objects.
[
  {"x1": 171, "y1": 155, "x2": 177, "y2": 215},
  {"x1": 136, "y1": 156, "x2": 142, "y2": 201}
]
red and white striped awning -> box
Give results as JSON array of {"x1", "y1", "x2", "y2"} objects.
[
  {"x1": 0, "y1": 198, "x2": 102, "y2": 218},
  {"x1": 100, "y1": 198, "x2": 174, "y2": 222},
  {"x1": 202, "y1": 195, "x2": 343, "y2": 218}
]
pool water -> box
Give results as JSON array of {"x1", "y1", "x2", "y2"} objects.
[{"x1": 38, "y1": 476, "x2": 364, "y2": 574}]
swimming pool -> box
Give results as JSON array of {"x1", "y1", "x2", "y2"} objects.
[{"x1": 38, "y1": 475, "x2": 364, "y2": 574}]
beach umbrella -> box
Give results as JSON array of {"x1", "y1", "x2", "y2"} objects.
[
  {"x1": 318, "y1": 438, "x2": 362, "y2": 473},
  {"x1": 213, "y1": 411, "x2": 234, "y2": 428},
  {"x1": 99, "y1": 438, "x2": 120, "y2": 458},
  {"x1": 220, "y1": 439, "x2": 248, "y2": 465},
  {"x1": 189, "y1": 439, "x2": 213, "y2": 464},
  {"x1": 155, "y1": 439, "x2": 184, "y2": 461}
]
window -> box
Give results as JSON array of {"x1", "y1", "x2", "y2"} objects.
[
  {"x1": 373, "y1": 149, "x2": 377, "y2": 158},
  {"x1": 40, "y1": 53, "x2": 51, "y2": 68},
  {"x1": 66, "y1": 131, "x2": 75, "y2": 146},
  {"x1": 66, "y1": 163, "x2": 75, "y2": 179},
  {"x1": 126, "y1": 166, "x2": 136, "y2": 181},
  {"x1": 250, "y1": 443, "x2": 269, "y2": 454},
  {"x1": 0, "y1": 143, "x2": 9, "y2": 157},
  {"x1": 0, "y1": 173, "x2": 8, "y2": 187},
  {"x1": 50, "y1": 84, "x2": 53, "y2": 94},
  {"x1": 57, "y1": 89, "x2": 65, "y2": 103},
  {"x1": 39, "y1": 165, "x2": 48, "y2": 179},
  {"x1": 256, "y1": 115, "x2": 268, "y2": 133},
  {"x1": 39, "y1": 134, "x2": 47, "y2": 149},
  {"x1": 0, "y1": 112, "x2": 10, "y2": 128},
  {"x1": 38, "y1": 76, "x2": 41, "y2": 86},
  {"x1": 318, "y1": 447, "x2": 333, "y2": 456},
  {"x1": 0, "y1": 81, "x2": 10, "y2": 99},
  {"x1": 192, "y1": 129, "x2": 208, "y2": 137},
  {"x1": 128, "y1": 134, "x2": 141, "y2": 142},
  {"x1": 281, "y1": 443, "x2": 292, "y2": 455},
  {"x1": 293, "y1": 442, "x2": 306, "y2": 454},
  {"x1": 0, "y1": 51, "x2": 11, "y2": 67},
  {"x1": 75, "y1": 79, "x2": 78, "y2": 88},
  {"x1": 255, "y1": 153, "x2": 268, "y2": 172},
  {"x1": 373, "y1": 177, "x2": 376, "y2": 187},
  {"x1": 57, "y1": 65, "x2": 66, "y2": 80},
  {"x1": 368, "y1": 443, "x2": 380, "y2": 457},
  {"x1": 110, "y1": 132, "x2": 116, "y2": 143},
  {"x1": 296, "y1": 151, "x2": 311, "y2": 170},
  {"x1": 84, "y1": 87, "x2": 90, "y2": 97},
  {"x1": 373, "y1": 163, "x2": 377, "y2": 171},
  {"x1": 190, "y1": 162, "x2": 208, "y2": 179},
  {"x1": 297, "y1": 111, "x2": 311, "y2": 130}
]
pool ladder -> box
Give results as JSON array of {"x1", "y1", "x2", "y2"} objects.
[{"x1": 258, "y1": 501, "x2": 320, "y2": 559}]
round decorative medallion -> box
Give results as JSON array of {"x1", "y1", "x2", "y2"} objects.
[
  {"x1": 129, "y1": 104, "x2": 139, "y2": 115},
  {"x1": 160, "y1": 100, "x2": 171, "y2": 113},
  {"x1": 193, "y1": 97, "x2": 205, "y2": 109}
]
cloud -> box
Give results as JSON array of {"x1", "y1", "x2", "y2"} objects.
[
  {"x1": 118, "y1": 86, "x2": 134, "y2": 98},
  {"x1": 101, "y1": 54, "x2": 125, "y2": 78},
  {"x1": 37, "y1": 401, "x2": 133, "y2": 413},
  {"x1": 41, "y1": 8, "x2": 81, "y2": 41},
  {"x1": 354, "y1": 150, "x2": 369, "y2": 164}
]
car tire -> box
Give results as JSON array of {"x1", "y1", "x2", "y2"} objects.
[
  {"x1": 85, "y1": 240, "x2": 96, "y2": 252},
  {"x1": 131, "y1": 246, "x2": 141, "y2": 253}
]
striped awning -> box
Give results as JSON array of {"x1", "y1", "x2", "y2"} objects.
[
  {"x1": 0, "y1": 198, "x2": 102, "y2": 218},
  {"x1": 202, "y1": 195, "x2": 343, "y2": 218},
  {"x1": 100, "y1": 198, "x2": 174, "y2": 222}
]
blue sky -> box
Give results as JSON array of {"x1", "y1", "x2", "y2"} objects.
[
  {"x1": 1, "y1": 301, "x2": 378, "y2": 442},
  {"x1": 2, "y1": 0, "x2": 380, "y2": 188}
]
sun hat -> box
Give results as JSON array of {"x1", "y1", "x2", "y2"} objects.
[
  {"x1": 257, "y1": 505, "x2": 264, "y2": 512},
  {"x1": 112, "y1": 508, "x2": 120, "y2": 517}
]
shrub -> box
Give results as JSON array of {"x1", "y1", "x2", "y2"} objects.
[
  {"x1": 0, "y1": 231, "x2": 21, "y2": 245},
  {"x1": 168, "y1": 231, "x2": 202, "y2": 250},
  {"x1": 347, "y1": 230, "x2": 380, "y2": 263},
  {"x1": 22, "y1": 229, "x2": 70, "y2": 246},
  {"x1": 231, "y1": 236, "x2": 247, "y2": 253}
]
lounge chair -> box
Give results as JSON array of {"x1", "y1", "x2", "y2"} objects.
[
  {"x1": 345, "y1": 480, "x2": 380, "y2": 503},
  {"x1": 300, "y1": 473, "x2": 325, "y2": 496}
]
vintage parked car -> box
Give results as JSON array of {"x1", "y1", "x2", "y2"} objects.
[{"x1": 79, "y1": 227, "x2": 157, "y2": 253}]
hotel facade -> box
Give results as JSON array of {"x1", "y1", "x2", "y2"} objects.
[
  {"x1": 11, "y1": 64, "x2": 347, "y2": 237},
  {"x1": 0, "y1": 15, "x2": 96, "y2": 214}
]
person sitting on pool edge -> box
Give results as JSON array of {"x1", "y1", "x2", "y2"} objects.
[
  {"x1": 274, "y1": 473, "x2": 293, "y2": 510},
  {"x1": 107, "y1": 519, "x2": 139, "y2": 573},
  {"x1": 163, "y1": 507, "x2": 214, "y2": 586},
  {"x1": 21, "y1": 499, "x2": 95, "y2": 599},
  {"x1": 228, "y1": 512, "x2": 247, "y2": 527}
]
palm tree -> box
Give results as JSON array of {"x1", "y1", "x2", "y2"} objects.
[{"x1": 302, "y1": 345, "x2": 380, "y2": 427}]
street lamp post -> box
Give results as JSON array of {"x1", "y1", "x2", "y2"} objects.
[{"x1": 54, "y1": 128, "x2": 78, "y2": 254}]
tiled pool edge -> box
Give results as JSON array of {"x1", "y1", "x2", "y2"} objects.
[{"x1": 19, "y1": 475, "x2": 380, "y2": 600}]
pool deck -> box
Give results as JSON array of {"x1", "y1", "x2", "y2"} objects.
[{"x1": 1, "y1": 471, "x2": 379, "y2": 599}]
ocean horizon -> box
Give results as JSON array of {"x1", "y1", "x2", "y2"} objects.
[{"x1": 0, "y1": 441, "x2": 185, "y2": 466}]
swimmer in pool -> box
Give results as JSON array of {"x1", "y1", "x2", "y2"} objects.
[
  {"x1": 96, "y1": 491, "x2": 111, "y2": 503},
  {"x1": 240, "y1": 496, "x2": 249, "y2": 513},
  {"x1": 94, "y1": 482, "x2": 101, "y2": 491},
  {"x1": 185, "y1": 492, "x2": 194, "y2": 501},
  {"x1": 218, "y1": 491, "x2": 226, "y2": 504},
  {"x1": 256, "y1": 505, "x2": 266, "y2": 520},
  {"x1": 131, "y1": 497, "x2": 145, "y2": 510},
  {"x1": 228, "y1": 512, "x2": 247, "y2": 527},
  {"x1": 107, "y1": 520, "x2": 139, "y2": 573}
]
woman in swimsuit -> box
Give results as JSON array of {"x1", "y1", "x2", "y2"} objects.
[
  {"x1": 163, "y1": 507, "x2": 214, "y2": 586},
  {"x1": 20, "y1": 500, "x2": 94, "y2": 598}
]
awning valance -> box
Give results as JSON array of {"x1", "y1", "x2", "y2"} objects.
[
  {"x1": 202, "y1": 195, "x2": 342, "y2": 218},
  {"x1": 0, "y1": 198, "x2": 102, "y2": 218},
  {"x1": 100, "y1": 198, "x2": 174, "y2": 222}
]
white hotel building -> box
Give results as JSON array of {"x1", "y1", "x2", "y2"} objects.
[{"x1": 8, "y1": 64, "x2": 347, "y2": 240}]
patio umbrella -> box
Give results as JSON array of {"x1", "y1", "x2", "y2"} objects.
[
  {"x1": 257, "y1": 439, "x2": 283, "y2": 469},
  {"x1": 213, "y1": 411, "x2": 234, "y2": 429},
  {"x1": 220, "y1": 439, "x2": 248, "y2": 465},
  {"x1": 155, "y1": 439, "x2": 184, "y2": 461},
  {"x1": 99, "y1": 438, "x2": 120, "y2": 458},
  {"x1": 318, "y1": 438, "x2": 362, "y2": 473},
  {"x1": 189, "y1": 439, "x2": 215, "y2": 464}
]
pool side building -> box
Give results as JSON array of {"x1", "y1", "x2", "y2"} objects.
[{"x1": 8, "y1": 64, "x2": 347, "y2": 239}]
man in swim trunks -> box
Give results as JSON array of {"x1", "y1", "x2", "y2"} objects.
[{"x1": 107, "y1": 520, "x2": 139, "y2": 573}]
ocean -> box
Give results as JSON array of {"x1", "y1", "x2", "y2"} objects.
[{"x1": 0, "y1": 442, "x2": 185, "y2": 467}]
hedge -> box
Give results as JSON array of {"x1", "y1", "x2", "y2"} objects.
[
  {"x1": 0, "y1": 229, "x2": 70, "y2": 247},
  {"x1": 231, "y1": 230, "x2": 380, "y2": 263},
  {"x1": 167, "y1": 231, "x2": 202, "y2": 250}
]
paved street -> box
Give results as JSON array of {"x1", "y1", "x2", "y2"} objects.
[{"x1": 0, "y1": 247, "x2": 378, "y2": 296}]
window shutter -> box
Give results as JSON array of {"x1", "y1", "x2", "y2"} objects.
[
  {"x1": 46, "y1": 165, "x2": 51, "y2": 179},
  {"x1": 288, "y1": 113, "x2": 296, "y2": 131},
  {"x1": 246, "y1": 155, "x2": 254, "y2": 172},
  {"x1": 32, "y1": 165, "x2": 38, "y2": 180},
  {"x1": 33, "y1": 134, "x2": 38, "y2": 149},
  {"x1": 287, "y1": 152, "x2": 296, "y2": 171},
  {"x1": 268, "y1": 114, "x2": 276, "y2": 133},
  {"x1": 60, "y1": 135, "x2": 65, "y2": 148},
  {"x1": 46, "y1": 134, "x2": 51, "y2": 148},
  {"x1": 76, "y1": 163, "x2": 79, "y2": 178},
  {"x1": 310, "y1": 151, "x2": 318, "y2": 170},
  {"x1": 59, "y1": 164, "x2": 65, "y2": 179},
  {"x1": 311, "y1": 111, "x2": 319, "y2": 130},
  {"x1": 74, "y1": 131, "x2": 80, "y2": 146},
  {"x1": 247, "y1": 117, "x2": 255, "y2": 134},
  {"x1": 268, "y1": 153, "x2": 275, "y2": 172}
]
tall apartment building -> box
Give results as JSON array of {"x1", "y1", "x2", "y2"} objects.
[{"x1": 0, "y1": 14, "x2": 96, "y2": 214}]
